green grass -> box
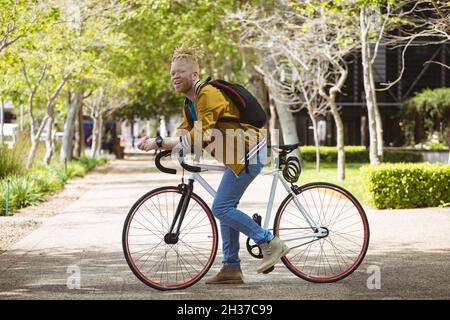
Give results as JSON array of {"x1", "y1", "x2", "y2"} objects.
[{"x1": 296, "y1": 162, "x2": 366, "y2": 205}]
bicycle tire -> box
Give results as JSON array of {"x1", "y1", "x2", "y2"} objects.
[
  {"x1": 122, "y1": 186, "x2": 218, "y2": 290},
  {"x1": 274, "y1": 182, "x2": 370, "y2": 283}
]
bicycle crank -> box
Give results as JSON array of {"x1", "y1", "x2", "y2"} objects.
[{"x1": 245, "y1": 214, "x2": 275, "y2": 274}]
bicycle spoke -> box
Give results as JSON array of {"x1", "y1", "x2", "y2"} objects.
[
  {"x1": 276, "y1": 184, "x2": 368, "y2": 282},
  {"x1": 124, "y1": 189, "x2": 216, "y2": 289}
]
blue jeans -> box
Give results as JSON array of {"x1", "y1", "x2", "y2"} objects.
[{"x1": 211, "y1": 149, "x2": 273, "y2": 267}]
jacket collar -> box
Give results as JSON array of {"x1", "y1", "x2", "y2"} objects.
[
  {"x1": 194, "y1": 79, "x2": 202, "y2": 95},
  {"x1": 184, "y1": 79, "x2": 205, "y2": 105}
]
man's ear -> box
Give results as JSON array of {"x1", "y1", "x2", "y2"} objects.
[{"x1": 192, "y1": 71, "x2": 199, "y2": 81}]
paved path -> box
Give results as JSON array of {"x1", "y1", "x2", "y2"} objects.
[{"x1": 0, "y1": 155, "x2": 449, "y2": 299}]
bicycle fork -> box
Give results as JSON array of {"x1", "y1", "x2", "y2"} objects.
[{"x1": 164, "y1": 179, "x2": 194, "y2": 244}]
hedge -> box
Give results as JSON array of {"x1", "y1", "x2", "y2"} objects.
[
  {"x1": 360, "y1": 163, "x2": 450, "y2": 209},
  {"x1": 300, "y1": 146, "x2": 423, "y2": 163}
]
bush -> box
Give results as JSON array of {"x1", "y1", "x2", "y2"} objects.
[
  {"x1": 29, "y1": 168, "x2": 64, "y2": 193},
  {"x1": 78, "y1": 157, "x2": 108, "y2": 171},
  {"x1": 0, "y1": 181, "x2": 7, "y2": 215},
  {"x1": 1, "y1": 157, "x2": 109, "y2": 215},
  {"x1": 300, "y1": 146, "x2": 423, "y2": 163},
  {"x1": 66, "y1": 162, "x2": 87, "y2": 178},
  {"x1": 0, "y1": 144, "x2": 25, "y2": 179},
  {"x1": 382, "y1": 151, "x2": 423, "y2": 163},
  {"x1": 3, "y1": 175, "x2": 44, "y2": 210},
  {"x1": 402, "y1": 87, "x2": 450, "y2": 147},
  {"x1": 53, "y1": 162, "x2": 68, "y2": 184},
  {"x1": 360, "y1": 163, "x2": 450, "y2": 209}
]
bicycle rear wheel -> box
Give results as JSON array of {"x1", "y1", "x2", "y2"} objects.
[
  {"x1": 122, "y1": 186, "x2": 218, "y2": 290},
  {"x1": 274, "y1": 182, "x2": 369, "y2": 283}
]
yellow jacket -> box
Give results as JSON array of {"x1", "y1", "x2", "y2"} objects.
[{"x1": 176, "y1": 80, "x2": 267, "y2": 176}]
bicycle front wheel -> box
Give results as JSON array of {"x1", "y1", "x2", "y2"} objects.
[
  {"x1": 274, "y1": 182, "x2": 369, "y2": 283},
  {"x1": 122, "y1": 186, "x2": 218, "y2": 290}
]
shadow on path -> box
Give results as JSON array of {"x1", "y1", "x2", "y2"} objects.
[{"x1": 0, "y1": 246, "x2": 448, "y2": 300}]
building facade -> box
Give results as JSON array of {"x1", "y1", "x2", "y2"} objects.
[{"x1": 295, "y1": 42, "x2": 450, "y2": 147}]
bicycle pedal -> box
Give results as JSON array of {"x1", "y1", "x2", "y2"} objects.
[
  {"x1": 262, "y1": 266, "x2": 275, "y2": 274},
  {"x1": 252, "y1": 213, "x2": 262, "y2": 226}
]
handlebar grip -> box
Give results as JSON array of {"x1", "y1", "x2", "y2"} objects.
[
  {"x1": 177, "y1": 149, "x2": 202, "y2": 173},
  {"x1": 155, "y1": 150, "x2": 177, "y2": 175}
]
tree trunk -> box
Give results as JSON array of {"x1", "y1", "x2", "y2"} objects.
[
  {"x1": 308, "y1": 112, "x2": 320, "y2": 173},
  {"x1": 97, "y1": 114, "x2": 103, "y2": 157},
  {"x1": 248, "y1": 65, "x2": 275, "y2": 159},
  {"x1": 44, "y1": 117, "x2": 54, "y2": 165},
  {"x1": 248, "y1": 66, "x2": 270, "y2": 130},
  {"x1": 366, "y1": 41, "x2": 384, "y2": 160},
  {"x1": 79, "y1": 104, "x2": 85, "y2": 157},
  {"x1": 26, "y1": 115, "x2": 48, "y2": 168},
  {"x1": 271, "y1": 98, "x2": 301, "y2": 161},
  {"x1": 91, "y1": 115, "x2": 99, "y2": 158},
  {"x1": 73, "y1": 107, "x2": 80, "y2": 159},
  {"x1": 19, "y1": 105, "x2": 24, "y2": 131},
  {"x1": 26, "y1": 113, "x2": 48, "y2": 168},
  {"x1": 0, "y1": 99, "x2": 4, "y2": 144},
  {"x1": 269, "y1": 100, "x2": 278, "y2": 148},
  {"x1": 360, "y1": 8, "x2": 380, "y2": 165},
  {"x1": 329, "y1": 101, "x2": 346, "y2": 181},
  {"x1": 91, "y1": 113, "x2": 103, "y2": 158},
  {"x1": 361, "y1": 115, "x2": 367, "y2": 146},
  {"x1": 273, "y1": 104, "x2": 298, "y2": 144},
  {"x1": 27, "y1": 138, "x2": 39, "y2": 168},
  {"x1": 60, "y1": 91, "x2": 82, "y2": 162},
  {"x1": 374, "y1": 100, "x2": 384, "y2": 161},
  {"x1": 73, "y1": 103, "x2": 84, "y2": 159}
]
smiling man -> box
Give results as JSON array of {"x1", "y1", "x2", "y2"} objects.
[{"x1": 137, "y1": 46, "x2": 290, "y2": 284}]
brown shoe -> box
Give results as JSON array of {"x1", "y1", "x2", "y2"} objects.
[
  {"x1": 205, "y1": 266, "x2": 244, "y2": 284},
  {"x1": 257, "y1": 237, "x2": 290, "y2": 273}
]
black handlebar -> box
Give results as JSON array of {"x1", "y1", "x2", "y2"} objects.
[
  {"x1": 154, "y1": 149, "x2": 202, "y2": 174},
  {"x1": 155, "y1": 150, "x2": 177, "y2": 174},
  {"x1": 177, "y1": 149, "x2": 202, "y2": 173}
]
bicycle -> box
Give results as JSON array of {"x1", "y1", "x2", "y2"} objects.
[{"x1": 122, "y1": 143, "x2": 370, "y2": 290}]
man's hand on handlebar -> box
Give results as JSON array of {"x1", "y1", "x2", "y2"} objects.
[
  {"x1": 137, "y1": 136, "x2": 181, "y2": 151},
  {"x1": 137, "y1": 137, "x2": 157, "y2": 151}
]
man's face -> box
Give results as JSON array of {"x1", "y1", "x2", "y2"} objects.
[{"x1": 170, "y1": 60, "x2": 198, "y2": 94}]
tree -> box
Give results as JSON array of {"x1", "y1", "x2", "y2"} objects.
[
  {"x1": 339, "y1": 1, "x2": 425, "y2": 164},
  {"x1": 0, "y1": 0, "x2": 56, "y2": 53},
  {"x1": 19, "y1": 43, "x2": 71, "y2": 167},
  {"x1": 229, "y1": 1, "x2": 358, "y2": 178},
  {"x1": 84, "y1": 84, "x2": 129, "y2": 157},
  {"x1": 113, "y1": 0, "x2": 250, "y2": 123},
  {"x1": 228, "y1": 5, "x2": 307, "y2": 162},
  {"x1": 402, "y1": 87, "x2": 450, "y2": 160},
  {"x1": 413, "y1": 1, "x2": 450, "y2": 70},
  {"x1": 0, "y1": 0, "x2": 58, "y2": 148}
]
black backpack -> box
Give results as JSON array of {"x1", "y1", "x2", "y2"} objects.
[{"x1": 201, "y1": 77, "x2": 267, "y2": 128}]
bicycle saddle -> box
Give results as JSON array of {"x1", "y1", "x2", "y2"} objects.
[{"x1": 267, "y1": 142, "x2": 301, "y2": 152}]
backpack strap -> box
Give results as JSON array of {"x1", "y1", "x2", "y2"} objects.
[
  {"x1": 196, "y1": 77, "x2": 251, "y2": 126},
  {"x1": 195, "y1": 77, "x2": 212, "y2": 96},
  {"x1": 217, "y1": 116, "x2": 242, "y2": 123},
  {"x1": 209, "y1": 80, "x2": 246, "y2": 107}
]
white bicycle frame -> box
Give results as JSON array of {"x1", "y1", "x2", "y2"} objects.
[{"x1": 184, "y1": 155, "x2": 328, "y2": 242}]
